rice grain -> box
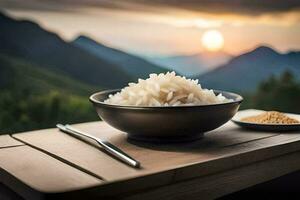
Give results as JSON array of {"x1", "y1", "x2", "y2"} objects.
[{"x1": 104, "y1": 72, "x2": 232, "y2": 106}]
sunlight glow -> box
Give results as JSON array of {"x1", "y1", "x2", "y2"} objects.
[{"x1": 201, "y1": 30, "x2": 224, "y2": 51}]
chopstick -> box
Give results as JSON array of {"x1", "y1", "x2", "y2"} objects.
[{"x1": 56, "y1": 124, "x2": 140, "y2": 168}]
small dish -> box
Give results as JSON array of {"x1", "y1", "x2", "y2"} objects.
[
  {"x1": 232, "y1": 109, "x2": 300, "y2": 132},
  {"x1": 90, "y1": 89, "x2": 243, "y2": 142}
]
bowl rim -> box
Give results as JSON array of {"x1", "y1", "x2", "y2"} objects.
[{"x1": 90, "y1": 89, "x2": 243, "y2": 109}]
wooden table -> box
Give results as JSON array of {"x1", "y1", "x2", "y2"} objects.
[{"x1": 1, "y1": 109, "x2": 300, "y2": 200}]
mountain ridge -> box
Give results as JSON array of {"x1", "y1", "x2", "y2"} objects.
[
  {"x1": 198, "y1": 46, "x2": 300, "y2": 92},
  {"x1": 72, "y1": 35, "x2": 167, "y2": 79},
  {"x1": 0, "y1": 12, "x2": 133, "y2": 89},
  {"x1": 146, "y1": 51, "x2": 232, "y2": 77}
]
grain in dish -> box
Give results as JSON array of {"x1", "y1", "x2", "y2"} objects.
[
  {"x1": 104, "y1": 72, "x2": 232, "y2": 106},
  {"x1": 241, "y1": 111, "x2": 299, "y2": 124}
]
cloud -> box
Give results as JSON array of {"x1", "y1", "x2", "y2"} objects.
[
  {"x1": 122, "y1": 0, "x2": 300, "y2": 16},
  {"x1": 1, "y1": 0, "x2": 300, "y2": 16},
  {"x1": 162, "y1": 18, "x2": 223, "y2": 29}
]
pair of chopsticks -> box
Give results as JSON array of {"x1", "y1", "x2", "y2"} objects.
[{"x1": 56, "y1": 124, "x2": 140, "y2": 168}]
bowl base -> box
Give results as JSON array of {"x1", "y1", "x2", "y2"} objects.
[{"x1": 127, "y1": 133, "x2": 204, "y2": 143}]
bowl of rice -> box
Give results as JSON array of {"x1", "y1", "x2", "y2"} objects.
[{"x1": 90, "y1": 72, "x2": 243, "y2": 142}]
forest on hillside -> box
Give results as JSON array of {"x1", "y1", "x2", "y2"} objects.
[
  {"x1": 0, "y1": 53, "x2": 299, "y2": 134},
  {"x1": 0, "y1": 54, "x2": 98, "y2": 134}
]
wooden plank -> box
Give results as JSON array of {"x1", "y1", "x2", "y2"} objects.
[
  {"x1": 0, "y1": 135, "x2": 23, "y2": 148},
  {"x1": 12, "y1": 129, "x2": 160, "y2": 181},
  {"x1": 173, "y1": 133, "x2": 300, "y2": 181},
  {"x1": 123, "y1": 150, "x2": 300, "y2": 200},
  {"x1": 12, "y1": 119, "x2": 277, "y2": 182},
  {"x1": 8, "y1": 109, "x2": 300, "y2": 197},
  {"x1": 53, "y1": 132, "x2": 300, "y2": 198},
  {"x1": 0, "y1": 146, "x2": 102, "y2": 200}
]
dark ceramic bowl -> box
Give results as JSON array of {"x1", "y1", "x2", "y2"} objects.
[{"x1": 90, "y1": 89, "x2": 243, "y2": 142}]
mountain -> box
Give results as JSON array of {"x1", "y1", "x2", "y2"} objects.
[
  {"x1": 198, "y1": 46, "x2": 300, "y2": 92},
  {"x1": 0, "y1": 12, "x2": 132, "y2": 89},
  {"x1": 72, "y1": 35, "x2": 167, "y2": 79},
  {"x1": 147, "y1": 51, "x2": 232, "y2": 77},
  {"x1": 0, "y1": 53, "x2": 96, "y2": 96}
]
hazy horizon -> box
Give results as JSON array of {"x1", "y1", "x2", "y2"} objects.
[{"x1": 1, "y1": 0, "x2": 300, "y2": 57}]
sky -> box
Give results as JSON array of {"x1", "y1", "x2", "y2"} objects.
[{"x1": 1, "y1": 0, "x2": 300, "y2": 56}]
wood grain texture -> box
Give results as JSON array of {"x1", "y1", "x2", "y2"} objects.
[
  {"x1": 123, "y1": 151, "x2": 300, "y2": 200},
  {"x1": 12, "y1": 128, "x2": 147, "y2": 181},
  {"x1": 2, "y1": 109, "x2": 300, "y2": 199},
  {"x1": 0, "y1": 146, "x2": 102, "y2": 199},
  {"x1": 0, "y1": 135, "x2": 23, "y2": 148},
  {"x1": 12, "y1": 119, "x2": 286, "y2": 182},
  {"x1": 47, "y1": 131, "x2": 300, "y2": 199}
]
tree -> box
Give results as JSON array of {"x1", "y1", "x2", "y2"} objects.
[{"x1": 251, "y1": 70, "x2": 300, "y2": 113}]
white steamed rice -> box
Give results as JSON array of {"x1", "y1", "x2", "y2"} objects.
[{"x1": 104, "y1": 72, "x2": 232, "y2": 106}]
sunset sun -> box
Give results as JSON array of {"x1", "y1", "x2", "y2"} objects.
[{"x1": 201, "y1": 30, "x2": 224, "y2": 52}]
